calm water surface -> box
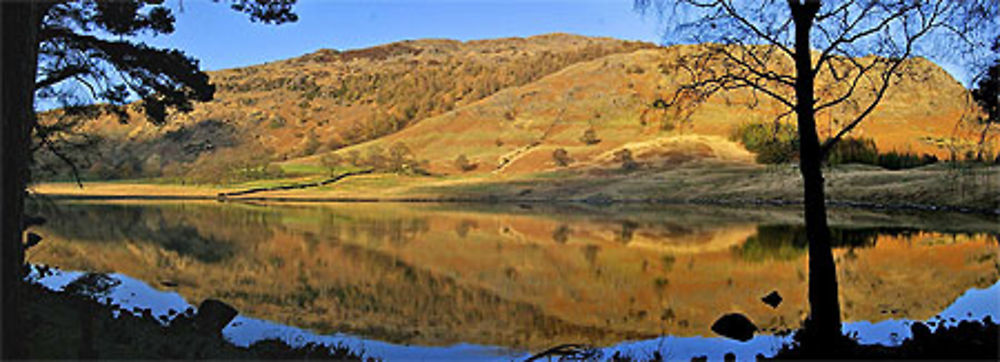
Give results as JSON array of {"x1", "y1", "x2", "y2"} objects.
[{"x1": 26, "y1": 200, "x2": 1000, "y2": 360}]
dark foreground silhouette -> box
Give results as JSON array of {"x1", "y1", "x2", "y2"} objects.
[
  {"x1": 17, "y1": 273, "x2": 999, "y2": 360},
  {"x1": 768, "y1": 318, "x2": 999, "y2": 360},
  {"x1": 535, "y1": 318, "x2": 999, "y2": 361},
  {"x1": 19, "y1": 280, "x2": 369, "y2": 360}
]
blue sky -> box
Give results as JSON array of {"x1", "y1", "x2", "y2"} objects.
[
  {"x1": 139, "y1": 0, "x2": 977, "y2": 84},
  {"x1": 141, "y1": 0, "x2": 664, "y2": 71}
]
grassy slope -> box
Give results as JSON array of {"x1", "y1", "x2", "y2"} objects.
[
  {"x1": 34, "y1": 163, "x2": 1000, "y2": 213},
  {"x1": 32, "y1": 36, "x2": 994, "y2": 210},
  {"x1": 286, "y1": 45, "x2": 974, "y2": 177},
  {"x1": 34, "y1": 33, "x2": 654, "y2": 180},
  {"x1": 37, "y1": 35, "x2": 986, "y2": 184}
]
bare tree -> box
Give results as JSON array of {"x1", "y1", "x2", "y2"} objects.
[
  {"x1": 636, "y1": 0, "x2": 998, "y2": 345},
  {"x1": 971, "y1": 38, "x2": 999, "y2": 160}
]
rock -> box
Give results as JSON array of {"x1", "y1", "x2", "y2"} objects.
[
  {"x1": 711, "y1": 313, "x2": 758, "y2": 342},
  {"x1": 762, "y1": 290, "x2": 783, "y2": 308},
  {"x1": 911, "y1": 322, "x2": 932, "y2": 340},
  {"x1": 194, "y1": 299, "x2": 238, "y2": 335},
  {"x1": 24, "y1": 232, "x2": 43, "y2": 249}
]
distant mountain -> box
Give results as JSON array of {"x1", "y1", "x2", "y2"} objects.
[{"x1": 34, "y1": 34, "x2": 974, "y2": 181}]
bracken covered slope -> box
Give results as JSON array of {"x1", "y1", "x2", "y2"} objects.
[
  {"x1": 35, "y1": 34, "x2": 654, "y2": 180},
  {"x1": 36, "y1": 34, "x2": 978, "y2": 181},
  {"x1": 303, "y1": 44, "x2": 973, "y2": 176}
]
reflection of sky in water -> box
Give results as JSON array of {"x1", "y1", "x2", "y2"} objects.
[
  {"x1": 29, "y1": 268, "x2": 1000, "y2": 361},
  {"x1": 843, "y1": 281, "x2": 1000, "y2": 346}
]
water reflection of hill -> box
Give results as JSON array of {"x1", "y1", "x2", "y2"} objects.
[{"x1": 28, "y1": 201, "x2": 999, "y2": 349}]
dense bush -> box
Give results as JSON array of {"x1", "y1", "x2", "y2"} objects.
[
  {"x1": 731, "y1": 121, "x2": 799, "y2": 164},
  {"x1": 732, "y1": 120, "x2": 939, "y2": 170},
  {"x1": 183, "y1": 147, "x2": 285, "y2": 184},
  {"x1": 385, "y1": 142, "x2": 420, "y2": 173},
  {"x1": 827, "y1": 136, "x2": 937, "y2": 169},
  {"x1": 826, "y1": 137, "x2": 878, "y2": 166},
  {"x1": 877, "y1": 150, "x2": 938, "y2": 170},
  {"x1": 331, "y1": 143, "x2": 426, "y2": 174}
]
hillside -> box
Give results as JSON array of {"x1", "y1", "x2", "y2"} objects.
[
  {"x1": 299, "y1": 45, "x2": 974, "y2": 176},
  {"x1": 34, "y1": 34, "x2": 980, "y2": 183},
  {"x1": 34, "y1": 34, "x2": 653, "y2": 181}
]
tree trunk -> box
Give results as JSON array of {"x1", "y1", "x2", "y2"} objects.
[
  {"x1": 2, "y1": 2, "x2": 41, "y2": 359},
  {"x1": 790, "y1": 0, "x2": 843, "y2": 342}
]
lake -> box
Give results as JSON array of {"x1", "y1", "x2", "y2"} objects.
[{"x1": 25, "y1": 200, "x2": 1000, "y2": 360}]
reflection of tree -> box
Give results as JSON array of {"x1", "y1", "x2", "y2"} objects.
[
  {"x1": 552, "y1": 225, "x2": 571, "y2": 244},
  {"x1": 735, "y1": 225, "x2": 928, "y2": 262},
  {"x1": 345, "y1": 216, "x2": 430, "y2": 246},
  {"x1": 454, "y1": 219, "x2": 478, "y2": 239},
  {"x1": 617, "y1": 220, "x2": 640, "y2": 243},
  {"x1": 35, "y1": 203, "x2": 264, "y2": 263},
  {"x1": 632, "y1": 221, "x2": 696, "y2": 240},
  {"x1": 635, "y1": 0, "x2": 997, "y2": 345},
  {"x1": 28, "y1": 202, "x2": 1000, "y2": 351},
  {"x1": 582, "y1": 245, "x2": 601, "y2": 267}
]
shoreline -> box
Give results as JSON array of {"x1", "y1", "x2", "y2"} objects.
[
  {"x1": 31, "y1": 163, "x2": 1000, "y2": 215},
  {"x1": 34, "y1": 192, "x2": 1000, "y2": 216}
]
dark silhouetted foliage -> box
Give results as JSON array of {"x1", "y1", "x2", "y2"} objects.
[
  {"x1": 731, "y1": 121, "x2": 799, "y2": 164},
  {"x1": 552, "y1": 148, "x2": 572, "y2": 167}
]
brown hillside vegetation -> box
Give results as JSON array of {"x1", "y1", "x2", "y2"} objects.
[
  {"x1": 303, "y1": 44, "x2": 974, "y2": 176},
  {"x1": 35, "y1": 34, "x2": 981, "y2": 182},
  {"x1": 35, "y1": 34, "x2": 653, "y2": 181}
]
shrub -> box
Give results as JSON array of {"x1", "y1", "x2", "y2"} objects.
[
  {"x1": 341, "y1": 150, "x2": 358, "y2": 167},
  {"x1": 183, "y1": 147, "x2": 283, "y2": 184},
  {"x1": 626, "y1": 64, "x2": 645, "y2": 74},
  {"x1": 877, "y1": 151, "x2": 938, "y2": 170},
  {"x1": 319, "y1": 153, "x2": 342, "y2": 176},
  {"x1": 660, "y1": 118, "x2": 676, "y2": 132},
  {"x1": 580, "y1": 128, "x2": 601, "y2": 145},
  {"x1": 734, "y1": 121, "x2": 939, "y2": 169},
  {"x1": 826, "y1": 137, "x2": 878, "y2": 166},
  {"x1": 268, "y1": 116, "x2": 286, "y2": 129},
  {"x1": 455, "y1": 154, "x2": 477, "y2": 172},
  {"x1": 364, "y1": 146, "x2": 385, "y2": 170},
  {"x1": 298, "y1": 132, "x2": 321, "y2": 157},
  {"x1": 386, "y1": 142, "x2": 416, "y2": 173},
  {"x1": 613, "y1": 148, "x2": 638, "y2": 171},
  {"x1": 731, "y1": 121, "x2": 799, "y2": 164},
  {"x1": 825, "y1": 136, "x2": 937, "y2": 169},
  {"x1": 552, "y1": 148, "x2": 572, "y2": 167},
  {"x1": 263, "y1": 164, "x2": 285, "y2": 179}
]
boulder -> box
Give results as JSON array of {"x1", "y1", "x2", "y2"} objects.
[
  {"x1": 711, "y1": 313, "x2": 758, "y2": 342},
  {"x1": 194, "y1": 299, "x2": 238, "y2": 335},
  {"x1": 762, "y1": 290, "x2": 783, "y2": 308}
]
